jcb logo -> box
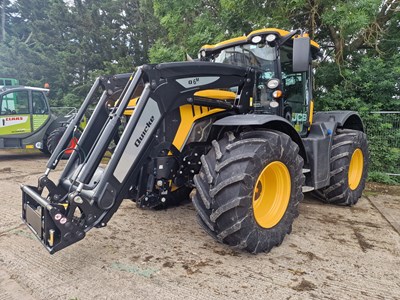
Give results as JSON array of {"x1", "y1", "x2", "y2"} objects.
[{"x1": 292, "y1": 113, "x2": 307, "y2": 122}]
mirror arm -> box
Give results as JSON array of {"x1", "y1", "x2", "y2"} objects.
[{"x1": 279, "y1": 29, "x2": 302, "y2": 47}]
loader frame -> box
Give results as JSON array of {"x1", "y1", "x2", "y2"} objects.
[{"x1": 22, "y1": 62, "x2": 256, "y2": 253}]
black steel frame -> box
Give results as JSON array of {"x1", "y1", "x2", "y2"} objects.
[{"x1": 21, "y1": 62, "x2": 255, "y2": 253}]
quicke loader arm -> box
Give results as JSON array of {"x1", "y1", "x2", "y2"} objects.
[{"x1": 21, "y1": 62, "x2": 255, "y2": 254}]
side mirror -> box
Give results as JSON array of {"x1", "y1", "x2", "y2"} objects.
[{"x1": 293, "y1": 37, "x2": 310, "y2": 72}]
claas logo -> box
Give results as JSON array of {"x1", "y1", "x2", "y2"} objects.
[
  {"x1": 1, "y1": 116, "x2": 28, "y2": 127},
  {"x1": 6, "y1": 117, "x2": 23, "y2": 121}
]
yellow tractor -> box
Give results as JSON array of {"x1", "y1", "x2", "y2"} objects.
[{"x1": 21, "y1": 28, "x2": 368, "y2": 254}]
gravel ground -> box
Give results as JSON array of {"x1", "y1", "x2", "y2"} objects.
[{"x1": 0, "y1": 150, "x2": 399, "y2": 300}]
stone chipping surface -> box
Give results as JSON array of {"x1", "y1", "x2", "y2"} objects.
[{"x1": 0, "y1": 150, "x2": 399, "y2": 300}]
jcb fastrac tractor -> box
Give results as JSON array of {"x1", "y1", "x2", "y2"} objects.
[{"x1": 21, "y1": 28, "x2": 368, "y2": 254}]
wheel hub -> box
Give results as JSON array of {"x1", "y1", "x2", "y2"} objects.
[
  {"x1": 252, "y1": 161, "x2": 291, "y2": 228},
  {"x1": 348, "y1": 148, "x2": 363, "y2": 190}
]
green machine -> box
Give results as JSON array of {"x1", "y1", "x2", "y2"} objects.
[
  {"x1": 0, "y1": 85, "x2": 78, "y2": 156},
  {"x1": 0, "y1": 77, "x2": 19, "y2": 88}
]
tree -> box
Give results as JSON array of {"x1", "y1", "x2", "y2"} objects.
[{"x1": 0, "y1": 0, "x2": 163, "y2": 106}]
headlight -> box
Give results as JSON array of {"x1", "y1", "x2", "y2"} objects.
[
  {"x1": 270, "y1": 101, "x2": 279, "y2": 108},
  {"x1": 266, "y1": 34, "x2": 276, "y2": 43},
  {"x1": 267, "y1": 78, "x2": 280, "y2": 89},
  {"x1": 251, "y1": 35, "x2": 262, "y2": 44}
]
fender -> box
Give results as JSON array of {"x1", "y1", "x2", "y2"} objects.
[
  {"x1": 304, "y1": 111, "x2": 364, "y2": 189},
  {"x1": 313, "y1": 111, "x2": 364, "y2": 132},
  {"x1": 213, "y1": 114, "x2": 307, "y2": 161}
]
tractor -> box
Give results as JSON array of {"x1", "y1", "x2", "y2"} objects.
[
  {"x1": 0, "y1": 85, "x2": 82, "y2": 158},
  {"x1": 21, "y1": 28, "x2": 368, "y2": 254}
]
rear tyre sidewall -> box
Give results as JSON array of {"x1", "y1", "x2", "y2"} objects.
[{"x1": 319, "y1": 129, "x2": 368, "y2": 205}]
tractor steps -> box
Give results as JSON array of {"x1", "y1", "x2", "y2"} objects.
[{"x1": 302, "y1": 186, "x2": 315, "y2": 193}]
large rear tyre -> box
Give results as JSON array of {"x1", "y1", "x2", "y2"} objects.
[
  {"x1": 47, "y1": 126, "x2": 80, "y2": 159},
  {"x1": 192, "y1": 130, "x2": 304, "y2": 253},
  {"x1": 315, "y1": 129, "x2": 368, "y2": 205}
]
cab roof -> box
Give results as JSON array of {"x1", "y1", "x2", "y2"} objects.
[
  {"x1": 200, "y1": 28, "x2": 320, "y2": 55},
  {"x1": 0, "y1": 86, "x2": 50, "y2": 94}
]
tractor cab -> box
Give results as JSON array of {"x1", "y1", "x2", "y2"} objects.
[{"x1": 199, "y1": 28, "x2": 320, "y2": 135}]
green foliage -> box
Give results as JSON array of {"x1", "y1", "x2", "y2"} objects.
[
  {"x1": 321, "y1": 0, "x2": 380, "y2": 35},
  {"x1": 316, "y1": 54, "x2": 400, "y2": 111},
  {"x1": 364, "y1": 112, "x2": 400, "y2": 183},
  {"x1": 149, "y1": 41, "x2": 185, "y2": 63},
  {"x1": 368, "y1": 171, "x2": 400, "y2": 185},
  {"x1": 150, "y1": 0, "x2": 227, "y2": 62},
  {"x1": 0, "y1": 0, "x2": 163, "y2": 107}
]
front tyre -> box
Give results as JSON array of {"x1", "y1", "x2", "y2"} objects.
[
  {"x1": 316, "y1": 129, "x2": 368, "y2": 205},
  {"x1": 192, "y1": 130, "x2": 305, "y2": 253}
]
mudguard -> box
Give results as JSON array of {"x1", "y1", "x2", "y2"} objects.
[
  {"x1": 312, "y1": 111, "x2": 364, "y2": 132},
  {"x1": 303, "y1": 110, "x2": 364, "y2": 189},
  {"x1": 213, "y1": 114, "x2": 307, "y2": 161}
]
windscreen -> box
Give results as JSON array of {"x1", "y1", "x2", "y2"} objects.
[
  {"x1": 211, "y1": 44, "x2": 276, "y2": 75},
  {"x1": 207, "y1": 44, "x2": 278, "y2": 113}
]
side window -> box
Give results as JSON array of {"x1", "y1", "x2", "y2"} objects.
[
  {"x1": 0, "y1": 91, "x2": 29, "y2": 115},
  {"x1": 32, "y1": 91, "x2": 48, "y2": 114},
  {"x1": 0, "y1": 95, "x2": 7, "y2": 114}
]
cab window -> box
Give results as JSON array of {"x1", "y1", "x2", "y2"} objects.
[
  {"x1": 32, "y1": 91, "x2": 48, "y2": 114},
  {"x1": 0, "y1": 91, "x2": 29, "y2": 115}
]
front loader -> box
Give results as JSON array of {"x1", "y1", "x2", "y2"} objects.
[{"x1": 21, "y1": 28, "x2": 368, "y2": 254}]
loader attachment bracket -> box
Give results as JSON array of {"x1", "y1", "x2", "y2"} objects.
[
  {"x1": 22, "y1": 185, "x2": 85, "y2": 253},
  {"x1": 21, "y1": 183, "x2": 107, "y2": 253}
]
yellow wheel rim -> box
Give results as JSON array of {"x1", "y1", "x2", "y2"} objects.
[
  {"x1": 348, "y1": 148, "x2": 364, "y2": 190},
  {"x1": 252, "y1": 161, "x2": 291, "y2": 228}
]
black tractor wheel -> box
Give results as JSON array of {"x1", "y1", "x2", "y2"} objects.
[
  {"x1": 192, "y1": 130, "x2": 305, "y2": 253},
  {"x1": 47, "y1": 126, "x2": 80, "y2": 159},
  {"x1": 315, "y1": 129, "x2": 368, "y2": 205}
]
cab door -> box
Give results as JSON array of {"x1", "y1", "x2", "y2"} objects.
[
  {"x1": 0, "y1": 90, "x2": 32, "y2": 136},
  {"x1": 31, "y1": 91, "x2": 50, "y2": 131}
]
